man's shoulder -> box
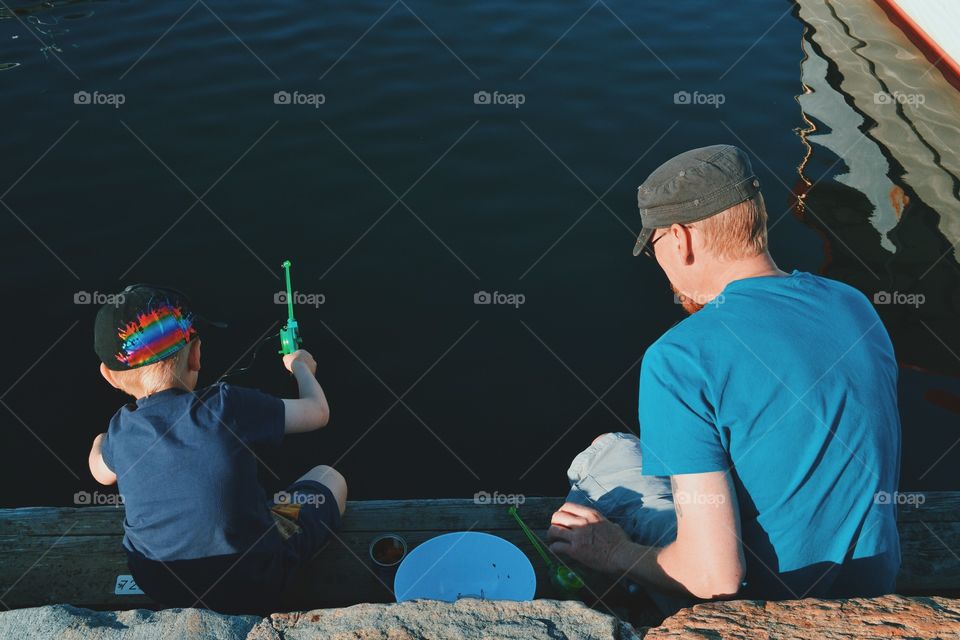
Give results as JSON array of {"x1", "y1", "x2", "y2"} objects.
[
  {"x1": 648, "y1": 309, "x2": 719, "y2": 356},
  {"x1": 798, "y1": 271, "x2": 870, "y2": 302},
  {"x1": 787, "y1": 273, "x2": 881, "y2": 332},
  {"x1": 641, "y1": 325, "x2": 711, "y2": 383}
]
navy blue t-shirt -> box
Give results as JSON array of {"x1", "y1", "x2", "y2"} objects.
[
  {"x1": 639, "y1": 272, "x2": 901, "y2": 599},
  {"x1": 101, "y1": 383, "x2": 287, "y2": 610}
]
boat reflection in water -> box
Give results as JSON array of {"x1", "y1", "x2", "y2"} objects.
[{"x1": 793, "y1": 0, "x2": 960, "y2": 488}]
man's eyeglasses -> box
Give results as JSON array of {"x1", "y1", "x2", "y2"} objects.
[
  {"x1": 640, "y1": 225, "x2": 691, "y2": 259},
  {"x1": 640, "y1": 231, "x2": 667, "y2": 259}
]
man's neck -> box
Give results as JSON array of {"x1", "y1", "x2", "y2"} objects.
[{"x1": 702, "y1": 252, "x2": 786, "y2": 300}]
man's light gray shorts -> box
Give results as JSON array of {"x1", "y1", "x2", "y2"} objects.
[{"x1": 565, "y1": 432, "x2": 692, "y2": 614}]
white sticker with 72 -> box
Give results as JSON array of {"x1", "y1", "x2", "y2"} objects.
[{"x1": 114, "y1": 575, "x2": 144, "y2": 595}]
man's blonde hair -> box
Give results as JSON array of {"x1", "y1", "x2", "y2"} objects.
[
  {"x1": 111, "y1": 341, "x2": 191, "y2": 396},
  {"x1": 691, "y1": 193, "x2": 769, "y2": 260}
]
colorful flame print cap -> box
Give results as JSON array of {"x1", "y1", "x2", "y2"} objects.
[{"x1": 94, "y1": 286, "x2": 200, "y2": 371}]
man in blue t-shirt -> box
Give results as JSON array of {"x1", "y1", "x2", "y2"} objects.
[
  {"x1": 547, "y1": 145, "x2": 901, "y2": 610},
  {"x1": 87, "y1": 285, "x2": 346, "y2": 614}
]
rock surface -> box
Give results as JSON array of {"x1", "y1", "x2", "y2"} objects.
[
  {"x1": 643, "y1": 594, "x2": 960, "y2": 639},
  {"x1": 0, "y1": 599, "x2": 640, "y2": 640},
  {"x1": 0, "y1": 605, "x2": 263, "y2": 640},
  {"x1": 1, "y1": 595, "x2": 958, "y2": 639}
]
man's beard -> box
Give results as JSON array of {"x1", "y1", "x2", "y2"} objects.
[{"x1": 671, "y1": 282, "x2": 705, "y2": 315}]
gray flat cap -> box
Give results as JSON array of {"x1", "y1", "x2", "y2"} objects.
[{"x1": 632, "y1": 144, "x2": 761, "y2": 256}]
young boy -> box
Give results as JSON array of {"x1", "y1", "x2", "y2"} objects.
[{"x1": 88, "y1": 285, "x2": 346, "y2": 614}]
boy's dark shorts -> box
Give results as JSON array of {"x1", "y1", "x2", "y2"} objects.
[
  {"x1": 127, "y1": 480, "x2": 341, "y2": 614},
  {"x1": 269, "y1": 479, "x2": 342, "y2": 567}
]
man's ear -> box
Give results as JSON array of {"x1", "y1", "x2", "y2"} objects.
[
  {"x1": 672, "y1": 223, "x2": 695, "y2": 265},
  {"x1": 187, "y1": 339, "x2": 202, "y2": 372},
  {"x1": 100, "y1": 363, "x2": 122, "y2": 390}
]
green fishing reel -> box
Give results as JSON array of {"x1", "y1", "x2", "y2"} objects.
[
  {"x1": 551, "y1": 565, "x2": 584, "y2": 592},
  {"x1": 279, "y1": 260, "x2": 303, "y2": 355}
]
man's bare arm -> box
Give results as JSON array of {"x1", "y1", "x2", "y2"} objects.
[
  {"x1": 548, "y1": 470, "x2": 744, "y2": 599},
  {"x1": 620, "y1": 470, "x2": 744, "y2": 597}
]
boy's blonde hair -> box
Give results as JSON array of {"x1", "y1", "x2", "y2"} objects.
[
  {"x1": 691, "y1": 193, "x2": 769, "y2": 261},
  {"x1": 111, "y1": 341, "x2": 191, "y2": 396}
]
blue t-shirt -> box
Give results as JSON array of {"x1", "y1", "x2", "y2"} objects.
[
  {"x1": 101, "y1": 382, "x2": 287, "y2": 608},
  {"x1": 639, "y1": 271, "x2": 901, "y2": 599}
]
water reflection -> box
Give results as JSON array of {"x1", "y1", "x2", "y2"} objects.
[
  {"x1": 0, "y1": 0, "x2": 96, "y2": 20},
  {"x1": 0, "y1": 0, "x2": 98, "y2": 67},
  {"x1": 794, "y1": 0, "x2": 960, "y2": 489},
  {"x1": 794, "y1": 0, "x2": 960, "y2": 378}
]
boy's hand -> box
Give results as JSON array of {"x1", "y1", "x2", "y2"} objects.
[{"x1": 283, "y1": 349, "x2": 317, "y2": 376}]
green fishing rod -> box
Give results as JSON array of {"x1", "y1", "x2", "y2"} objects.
[
  {"x1": 507, "y1": 506, "x2": 584, "y2": 595},
  {"x1": 217, "y1": 259, "x2": 304, "y2": 381},
  {"x1": 279, "y1": 260, "x2": 303, "y2": 355}
]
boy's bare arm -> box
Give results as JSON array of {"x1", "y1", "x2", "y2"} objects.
[
  {"x1": 88, "y1": 433, "x2": 117, "y2": 486},
  {"x1": 281, "y1": 349, "x2": 330, "y2": 434}
]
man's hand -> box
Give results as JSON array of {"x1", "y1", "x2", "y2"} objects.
[
  {"x1": 283, "y1": 349, "x2": 317, "y2": 376},
  {"x1": 547, "y1": 502, "x2": 632, "y2": 574}
]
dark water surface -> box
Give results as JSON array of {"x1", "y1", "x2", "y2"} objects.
[{"x1": 1, "y1": 0, "x2": 957, "y2": 506}]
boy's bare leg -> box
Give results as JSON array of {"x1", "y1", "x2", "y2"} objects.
[{"x1": 297, "y1": 465, "x2": 347, "y2": 515}]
